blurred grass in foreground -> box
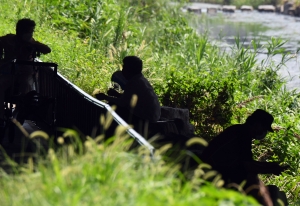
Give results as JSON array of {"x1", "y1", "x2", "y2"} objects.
[{"x1": 0, "y1": 128, "x2": 259, "y2": 206}]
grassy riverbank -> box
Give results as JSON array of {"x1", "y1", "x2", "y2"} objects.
[{"x1": 1, "y1": 0, "x2": 300, "y2": 205}]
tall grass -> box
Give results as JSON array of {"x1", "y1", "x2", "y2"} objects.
[{"x1": 0, "y1": 130, "x2": 259, "y2": 206}]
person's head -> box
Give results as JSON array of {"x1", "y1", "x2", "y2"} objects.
[
  {"x1": 122, "y1": 56, "x2": 143, "y2": 80},
  {"x1": 245, "y1": 109, "x2": 274, "y2": 140},
  {"x1": 16, "y1": 18, "x2": 36, "y2": 40}
]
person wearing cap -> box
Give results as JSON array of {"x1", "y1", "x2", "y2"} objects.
[{"x1": 200, "y1": 109, "x2": 289, "y2": 205}]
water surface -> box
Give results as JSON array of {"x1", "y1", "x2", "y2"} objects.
[{"x1": 185, "y1": 3, "x2": 300, "y2": 91}]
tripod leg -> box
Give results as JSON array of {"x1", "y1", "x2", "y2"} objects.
[
  {"x1": 8, "y1": 121, "x2": 15, "y2": 143},
  {"x1": 0, "y1": 103, "x2": 9, "y2": 145},
  {"x1": 0, "y1": 122, "x2": 5, "y2": 145}
]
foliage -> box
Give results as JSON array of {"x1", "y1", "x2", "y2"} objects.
[
  {"x1": 0, "y1": 0, "x2": 300, "y2": 204},
  {"x1": 157, "y1": 67, "x2": 234, "y2": 140}
]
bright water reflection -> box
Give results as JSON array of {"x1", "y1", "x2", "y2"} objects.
[{"x1": 187, "y1": 3, "x2": 300, "y2": 91}]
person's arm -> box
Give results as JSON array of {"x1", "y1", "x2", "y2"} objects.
[
  {"x1": 244, "y1": 161, "x2": 289, "y2": 175},
  {"x1": 95, "y1": 93, "x2": 124, "y2": 106},
  {"x1": 96, "y1": 84, "x2": 136, "y2": 107},
  {"x1": 107, "y1": 88, "x2": 122, "y2": 98},
  {"x1": 29, "y1": 38, "x2": 51, "y2": 54},
  {"x1": 19, "y1": 35, "x2": 51, "y2": 55}
]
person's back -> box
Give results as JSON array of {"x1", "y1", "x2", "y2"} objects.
[
  {"x1": 201, "y1": 123, "x2": 253, "y2": 184},
  {"x1": 0, "y1": 34, "x2": 34, "y2": 63},
  {"x1": 0, "y1": 34, "x2": 18, "y2": 63},
  {"x1": 121, "y1": 72, "x2": 160, "y2": 123}
]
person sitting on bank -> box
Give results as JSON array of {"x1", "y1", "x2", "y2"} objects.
[
  {"x1": 0, "y1": 18, "x2": 51, "y2": 130},
  {"x1": 201, "y1": 109, "x2": 289, "y2": 206},
  {"x1": 95, "y1": 56, "x2": 161, "y2": 133}
]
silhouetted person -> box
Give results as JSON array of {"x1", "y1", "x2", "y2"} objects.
[
  {"x1": 201, "y1": 109, "x2": 289, "y2": 205},
  {"x1": 0, "y1": 18, "x2": 51, "y2": 132},
  {"x1": 96, "y1": 56, "x2": 161, "y2": 136}
]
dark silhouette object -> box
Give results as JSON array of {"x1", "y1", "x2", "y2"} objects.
[
  {"x1": 111, "y1": 70, "x2": 128, "y2": 91},
  {"x1": 95, "y1": 56, "x2": 161, "y2": 136},
  {"x1": 0, "y1": 18, "x2": 51, "y2": 144},
  {"x1": 201, "y1": 109, "x2": 289, "y2": 206}
]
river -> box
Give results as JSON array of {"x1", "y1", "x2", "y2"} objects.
[{"x1": 184, "y1": 3, "x2": 300, "y2": 91}]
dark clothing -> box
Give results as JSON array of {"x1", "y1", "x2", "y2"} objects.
[
  {"x1": 0, "y1": 33, "x2": 51, "y2": 120},
  {"x1": 106, "y1": 73, "x2": 161, "y2": 123},
  {"x1": 201, "y1": 124, "x2": 253, "y2": 184},
  {"x1": 200, "y1": 118, "x2": 289, "y2": 206},
  {"x1": 104, "y1": 103, "x2": 148, "y2": 139},
  {"x1": 0, "y1": 34, "x2": 51, "y2": 64}
]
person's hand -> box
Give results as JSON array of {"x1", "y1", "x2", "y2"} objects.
[
  {"x1": 279, "y1": 164, "x2": 290, "y2": 172},
  {"x1": 95, "y1": 93, "x2": 107, "y2": 100},
  {"x1": 107, "y1": 88, "x2": 121, "y2": 97}
]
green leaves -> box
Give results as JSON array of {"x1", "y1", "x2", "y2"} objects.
[{"x1": 157, "y1": 67, "x2": 234, "y2": 140}]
